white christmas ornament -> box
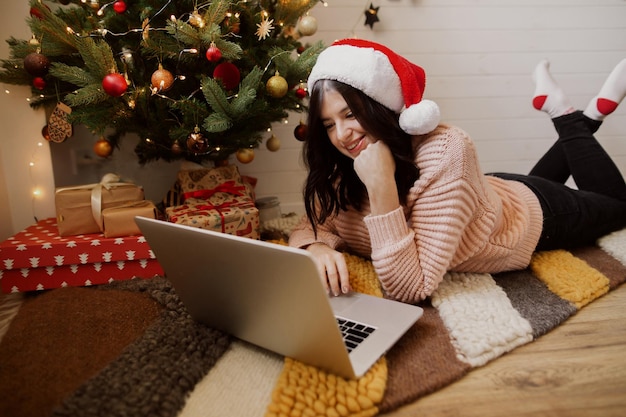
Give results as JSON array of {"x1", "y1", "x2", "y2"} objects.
[{"x1": 297, "y1": 15, "x2": 318, "y2": 36}]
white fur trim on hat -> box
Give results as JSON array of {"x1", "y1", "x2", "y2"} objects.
[
  {"x1": 308, "y1": 39, "x2": 440, "y2": 135},
  {"x1": 399, "y1": 99, "x2": 440, "y2": 135}
]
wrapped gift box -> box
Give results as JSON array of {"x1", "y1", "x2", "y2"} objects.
[
  {"x1": 0, "y1": 218, "x2": 163, "y2": 293},
  {"x1": 102, "y1": 200, "x2": 157, "y2": 238},
  {"x1": 165, "y1": 202, "x2": 260, "y2": 240},
  {"x1": 55, "y1": 173, "x2": 145, "y2": 237},
  {"x1": 165, "y1": 164, "x2": 260, "y2": 239}
]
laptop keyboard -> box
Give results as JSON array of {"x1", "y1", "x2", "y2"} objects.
[{"x1": 336, "y1": 317, "x2": 376, "y2": 353}]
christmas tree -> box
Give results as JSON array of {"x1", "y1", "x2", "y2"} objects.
[{"x1": 0, "y1": 0, "x2": 324, "y2": 164}]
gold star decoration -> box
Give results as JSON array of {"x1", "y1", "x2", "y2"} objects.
[
  {"x1": 364, "y1": 3, "x2": 380, "y2": 29},
  {"x1": 256, "y1": 15, "x2": 275, "y2": 40}
]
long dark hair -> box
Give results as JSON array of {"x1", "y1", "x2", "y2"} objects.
[{"x1": 303, "y1": 79, "x2": 420, "y2": 234}]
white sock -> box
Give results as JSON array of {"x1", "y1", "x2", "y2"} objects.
[
  {"x1": 584, "y1": 58, "x2": 626, "y2": 121},
  {"x1": 532, "y1": 59, "x2": 574, "y2": 118}
]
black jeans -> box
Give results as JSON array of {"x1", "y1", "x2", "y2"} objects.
[{"x1": 490, "y1": 111, "x2": 626, "y2": 250}]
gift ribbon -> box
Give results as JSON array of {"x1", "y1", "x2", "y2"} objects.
[
  {"x1": 182, "y1": 181, "x2": 246, "y2": 201},
  {"x1": 170, "y1": 200, "x2": 255, "y2": 233},
  {"x1": 55, "y1": 173, "x2": 137, "y2": 231}
]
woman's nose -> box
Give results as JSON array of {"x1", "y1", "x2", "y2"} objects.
[{"x1": 335, "y1": 120, "x2": 351, "y2": 142}]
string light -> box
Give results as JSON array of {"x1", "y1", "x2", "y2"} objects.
[{"x1": 28, "y1": 141, "x2": 47, "y2": 222}]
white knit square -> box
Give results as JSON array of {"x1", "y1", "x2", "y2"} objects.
[{"x1": 431, "y1": 272, "x2": 533, "y2": 367}]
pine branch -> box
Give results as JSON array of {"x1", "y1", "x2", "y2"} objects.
[
  {"x1": 76, "y1": 37, "x2": 117, "y2": 78},
  {"x1": 30, "y1": 1, "x2": 80, "y2": 56},
  {"x1": 65, "y1": 84, "x2": 109, "y2": 107},
  {"x1": 203, "y1": 0, "x2": 233, "y2": 27},
  {"x1": 0, "y1": 59, "x2": 32, "y2": 85},
  {"x1": 166, "y1": 20, "x2": 202, "y2": 47},
  {"x1": 203, "y1": 112, "x2": 233, "y2": 133},
  {"x1": 201, "y1": 76, "x2": 233, "y2": 118},
  {"x1": 49, "y1": 62, "x2": 98, "y2": 87}
]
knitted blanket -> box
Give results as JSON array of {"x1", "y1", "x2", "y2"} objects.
[{"x1": 1, "y1": 228, "x2": 625, "y2": 417}]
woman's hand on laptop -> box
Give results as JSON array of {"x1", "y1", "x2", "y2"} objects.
[{"x1": 307, "y1": 243, "x2": 351, "y2": 296}]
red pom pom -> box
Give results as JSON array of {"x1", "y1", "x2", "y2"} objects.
[
  {"x1": 102, "y1": 73, "x2": 128, "y2": 97},
  {"x1": 213, "y1": 62, "x2": 240, "y2": 90}
]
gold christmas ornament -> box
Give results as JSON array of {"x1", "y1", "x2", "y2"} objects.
[
  {"x1": 236, "y1": 148, "x2": 255, "y2": 164},
  {"x1": 93, "y1": 137, "x2": 113, "y2": 158},
  {"x1": 188, "y1": 10, "x2": 204, "y2": 27},
  {"x1": 266, "y1": 134, "x2": 281, "y2": 152},
  {"x1": 266, "y1": 72, "x2": 288, "y2": 98}
]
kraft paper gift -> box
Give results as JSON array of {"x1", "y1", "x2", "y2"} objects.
[
  {"x1": 102, "y1": 200, "x2": 157, "y2": 238},
  {"x1": 55, "y1": 173, "x2": 144, "y2": 236}
]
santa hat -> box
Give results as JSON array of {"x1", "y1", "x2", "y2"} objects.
[{"x1": 307, "y1": 39, "x2": 440, "y2": 135}]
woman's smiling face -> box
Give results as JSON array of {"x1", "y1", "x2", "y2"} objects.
[{"x1": 320, "y1": 87, "x2": 376, "y2": 159}]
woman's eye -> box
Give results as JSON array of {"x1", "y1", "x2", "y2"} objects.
[{"x1": 323, "y1": 123, "x2": 334, "y2": 130}]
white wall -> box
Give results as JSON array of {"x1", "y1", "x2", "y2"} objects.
[
  {"x1": 0, "y1": 1, "x2": 55, "y2": 241},
  {"x1": 240, "y1": 0, "x2": 626, "y2": 208},
  {"x1": 1, "y1": 0, "x2": 625, "y2": 240}
]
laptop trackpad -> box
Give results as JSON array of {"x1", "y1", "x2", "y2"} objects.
[{"x1": 328, "y1": 292, "x2": 361, "y2": 314}]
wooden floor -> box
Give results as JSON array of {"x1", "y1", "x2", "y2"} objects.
[{"x1": 381, "y1": 283, "x2": 626, "y2": 417}]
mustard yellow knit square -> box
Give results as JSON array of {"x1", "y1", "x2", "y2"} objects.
[
  {"x1": 530, "y1": 250, "x2": 610, "y2": 309},
  {"x1": 265, "y1": 253, "x2": 386, "y2": 417}
]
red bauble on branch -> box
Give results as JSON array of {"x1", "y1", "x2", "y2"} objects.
[
  {"x1": 213, "y1": 62, "x2": 240, "y2": 90},
  {"x1": 294, "y1": 121, "x2": 308, "y2": 141},
  {"x1": 205, "y1": 42, "x2": 222, "y2": 63},
  {"x1": 29, "y1": 4, "x2": 50, "y2": 20},
  {"x1": 295, "y1": 87, "x2": 307, "y2": 99},
  {"x1": 113, "y1": 1, "x2": 127, "y2": 14},
  {"x1": 32, "y1": 76, "x2": 46, "y2": 90},
  {"x1": 102, "y1": 73, "x2": 128, "y2": 97}
]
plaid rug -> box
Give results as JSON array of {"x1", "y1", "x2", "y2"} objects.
[{"x1": 1, "y1": 228, "x2": 625, "y2": 417}]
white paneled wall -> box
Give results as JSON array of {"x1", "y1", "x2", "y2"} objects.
[{"x1": 237, "y1": 0, "x2": 626, "y2": 214}]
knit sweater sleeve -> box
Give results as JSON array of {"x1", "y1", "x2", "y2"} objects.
[
  {"x1": 288, "y1": 213, "x2": 346, "y2": 250},
  {"x1": 364, "y1": 125, "x2": 485, "y2": 303}
]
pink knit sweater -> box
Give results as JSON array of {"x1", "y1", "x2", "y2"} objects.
[{"x1": 289, "y1": 124, "x2": 544, "y2": 303}]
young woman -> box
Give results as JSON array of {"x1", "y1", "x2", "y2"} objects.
[{"x1": 289, "y1": 38, "x2": 626, "y2": 303}]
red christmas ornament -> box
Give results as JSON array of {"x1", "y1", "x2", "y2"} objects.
[
  {"x1": 213, "y1": 62, "x2": 240, "y2": 90},
  {"x1": 33, "y1": 77, "x2": 46, "y2": 90},
  {"x1": 24, "y1": 52, "x2": 50, "y2": 77},
  {"x1": 295, "y1": 87, "x2": 307, "y2": 99},
  {"x1": 102, "y1": 73, "x2": 128, "y2": 97},
  {"x1": 113, "y1": 0, "x2": 127, "y2": 14},
  {"x1": 294, "y1": 122, "x2": 308, "y2": 142},
  {"x1": 41, "y1": 125, "x2": 51, "y2": 141},
  {"x1": 29, "y1": 4, "x2": 50, "y2": 20},
  {"x1": 205, "y1": 42, "x2": 222, "y2": 63}
]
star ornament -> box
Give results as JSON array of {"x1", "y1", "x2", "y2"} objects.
[
  {"x1": 256, "y1": 16, "x2": 275, "y2": 40},
  {"x1": 364, "y1": 3, "x2": 380, "y2": 29}
]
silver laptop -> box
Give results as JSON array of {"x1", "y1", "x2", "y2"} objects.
[{"x1": 136, "y1": 216, "x2": 423, "y2": 379}]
